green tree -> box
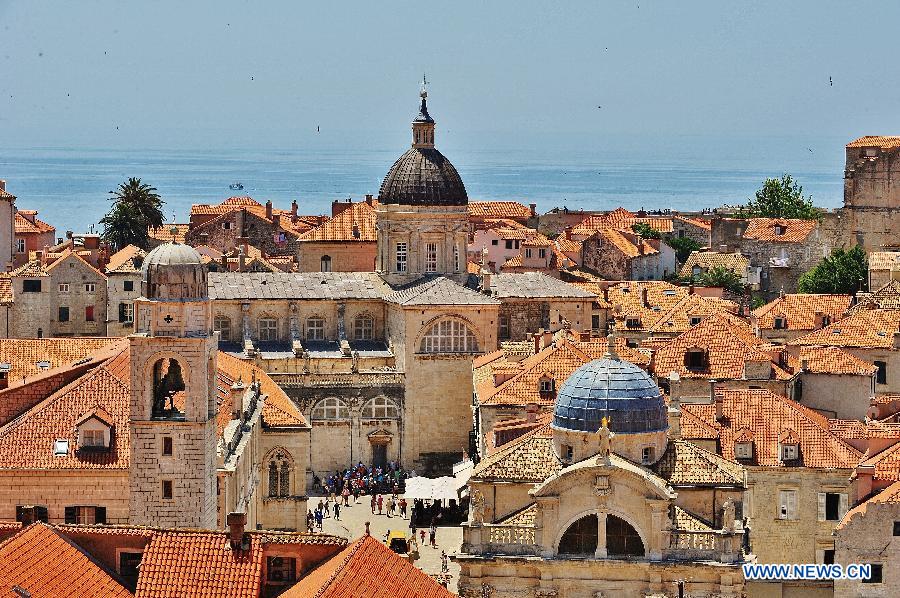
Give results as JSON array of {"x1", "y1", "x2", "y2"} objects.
[
  {"x1": 798, "y1": 245, "x2": 868, "y2": 294},
  {"x1": 631, "y1": 222, "x2": 661, "y2": 240},
  {"x1": 100, "y1": 178, "x2": 165, "y2": 250},
  {"x1": 697, "y1": 266, "x2": 744, "y2": 294},
  {"x1": 742, "y1": 174, "x2": 819, "y2": 220},
  {"x1": 667, "y1": 236, "x2": 702, "y2": 264}
]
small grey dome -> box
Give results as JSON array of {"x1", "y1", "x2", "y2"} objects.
[
  {"x1": 142, "y1": 242, "x2": 207, "y2": 300},
  {"x1": 378, "y1": 147, "x2": 468, "y2": 206},
  {"x1": 553, "y1": 357, "x2": 667, "y2": 434}
]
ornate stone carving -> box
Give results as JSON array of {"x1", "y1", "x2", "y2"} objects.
[
  {"x1": 470, "y1": 488, "x2": 486, "y2": 525},
  {"x1": 594, "y1": 475, "x2": 611, "y2": 496}
]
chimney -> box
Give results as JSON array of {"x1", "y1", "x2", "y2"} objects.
[
  {"x1": 529, "y1": 203, "x2": 537, "y2": 217},
  {"x1": 481, "y1": 270, "x2": 492, "y2": 294},
  {"x1": 814, "y1": 311, "x2": 825, "y2": 329},
  {"x1": 231, "y1": 380, "x2": 246, "y2": 419},
  {"x1": 636, "y1": 235, "x2": 645, "y2": 255},
  {"x1": 533, "y1": 331, "x2": 542, "y2": 355},
  {"x1": 365, "y1": 194, "x2": 374, "y2": 206},
  {"x1": 542, "y1": 329, "x2": 553, "y2": 349},
  {"x1": 365, "y1": 521, "x2": 371, "y2": 536},
  {"x1": 291, "y1": 199, "x2": 298, "y2": 217},
  {"x1": 712, "y1": 380, "x2": 724, "y2": 421},
  {"x1": 855, "y1": 464, "x2": 875, "y2": 502},
  {"x1": 688, "y1": 283, "x2": 694, "y2": 295},
  {"x1": 220, "y1": 254, "x2": 228, "y2": 270},
  {"x1": 564, "y1": 226, "x2": 573, "y2": 240},
  {"x1": 272, "y1": 214, "x2": 281, "y2": 229},
  {"x1": 668, "y1": 372, "x2": 681, "y2": 440},
  {"x1": 238, "y1": 246, "x2": 247, "y2": 273},
  {"x1": 800, "y1": 358, "x2": 809, "y2": 372},
  {"x1": 602, "y1": 282, "x2": 609, "y2": 304},
  {"x1": 227, "y1": 512, "x2": 247, "y2": 550},
  {"x1": 641, "y1": 287, "x2": 649, "y2": 307},
  {"x1": 525, "y1": 403, "x2": 539, "y2": 423},
  {"x1": 265, "y1": 200, "x2": 273, "y2": 221}
]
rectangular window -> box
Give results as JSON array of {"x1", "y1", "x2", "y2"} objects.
[
  {"x1": 778, "y1": 489, "x2": 798, "y2": 520},
  {"x1": 425, "y1": 242, "x2": 437, "y2": 273},
  {"x1": 58, "y1": 306, "x2": 70, "y2": 322},
  {"x1": 525, "y1": 248, "x2": 533, "y2": 259},
  {"x1": 563, "y1": 444, "x2": 574, "y2": 462},
  {"x1": 82, "y1": 429, "x2": 105, "y2": 447},
  {"x1": 162, "y1": 436, "x2": 173, "y2": 457},
  {"x1": 119, "y1": 551, "x2": 142, "y2": 588},
  {"x1": 22, "y1": 279, "x2": 41, "y2": 293},
  {"x1": 15, "y1": 505, "x2": 48, "y2": 523},
  {"x1": 818, "y1": 492, "x2": 847, "y2": 522},
  {"x1": 64, "y1": 505, "x2": 106, "y2": 524},
  {"x1": 395, "y1": 242, "x2": 407, "y2": 273},
  {"x1": 894, "y1": 521, "x2": 900, "y2": 536},
  {"x1": 825, "y1": 493, "x2": 840, "y2": 521},
  {"x1": 119, "y1": 302, "x2": 134, "y2": 324},
  {"x1": 58, "y1": 283, "x2": 70, "y2": 293},
  {"x1": 774, "y1": 317, "x2": 787, "y2": 330},
  {"x1": 539, "y1": 248, "x2": 547, "y2": 259},
  {"x1": 641, "y1": 446, "x2": 655, "y2": 464},
  {"x1": 85, "y1": 306, "x2": 95, "y2": 322},
  {"x1": 498, "y1": 316, "x2": 510, "y2": 340},
  {"x1": 823, "y1": 549, "x2": 835, "y2": 565},
  {"x1": 491, "y1": 239, "x2": 498, "y2": 246},
  {"x1": 875, "y1": 361, "x2": 887, "y2": 385},
  {"x1": 259, "y1": 318, "x2": 278, "y2": 342},
  {"x1": 306, "y1": 318, "x2": 325, "y2": 341},
  {"x1": 734, "y1": 442, "x2": 753, "y2": 460},
  {"x1": 454, "y1": 246, "x2": 460, "y2": 272},
  {"x1": 15, "y1": 238, "x2": 25, "y2": 253},
  {"x1": 123, "y1": 280, "x2": 134, "y2": 292},
  {"x1": 222, "y1": 221, "x2": 232, "y2": 230},
  {"x1": 162, "y1": 480, "x2": 173, "y2": 500},
  {"x1": 84, "y1": 283, "x2": 95, "y2": 293},
  {"x1": 591, "y1": 314, "x2": 600, "y2": 330},
  {"x1": 863, "y1": 563, "x2": 883, "y2": 584},
  {"x1": 266, "y1": 556, "x2": 297, "y2": 583},
  {"x1": 781, "y1": 443, "x2": 798, "y2": 461},
  {"x1": 505, "y1": 240, "x2": 513, "y2": 250}
]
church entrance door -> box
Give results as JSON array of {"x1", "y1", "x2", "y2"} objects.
[{"x1": 372, "y1": 444, "x2": 387, "y2": 470}]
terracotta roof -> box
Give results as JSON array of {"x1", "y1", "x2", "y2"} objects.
[
  {"x1": 46, "y1": 248, "x2": 108, "y2": 280},
  {"x1": 741, "y1": 218, "x2": 816, "y2": 243},
  {"x1": 645, "y1": 293, "x2": 739, "y2": 336},
  {"x1": 0, "y1": 338, "x2": 119, "y2": 382},
  {"x1": 838, "y1": 479, "x2": 900, "y2": 530},
  {"x1": 859, "y1": 440, "x2": 900, "y2": 481},
  {"x1": 796, "y1": 346, "x2": 877, "y2": 376},
  {"x1": 554, "y1": 235, "x2": 582, "y2": 254},
  {"x1": 468, "y1": 201, "x2": 533, "y2": 220},
  {"x1": 790, "y1": 309, "x2": 900, "y2": 349},
  {"x1": 753, "y1": 294, "x2": 852, "y2": 331},
  {"x1": 571, "y1": 208, "x2": 674, "y2": 236},
  {"x1": 680, "y1": 408, "x2": 719, "y2": 440},
  {"x1": 299, "y1": 200, "x2": 377, "y2": 242},
  {"x1": 148, "y1": 224, "x2": 189, "y2": 244},
  {"x1": 135, "y1": 531, "x2": 262, "y2": 598},
  {"x1": 849, "y1": 280, "x2": 900, "y2": 313},
  {"x1": 10, "y1": 259, "x2": 50, "y2": 277},
  {"x1": 470, "y1": 421, "x2": 561, "y2": 482},
  {"x1": 282, "y1": 534, "x2": 454, "y2": 598},
  {"x1": 673, "y1": 215, "x2": 711, "y2": 231},
  {"x1": 653, "y1": 312, "x2": 790, "y2": 380},
  {"x1": 681, "y1": 389, "x2": 862, "y2": 469},
  {"x1": 0, "y1": 188, "x2": 14, "y2": 199},
  {"x1": 607, "y1": 281, "x2": 689, "y2": 332},
  {"x1": 191, "y1": 196, "x2": 264, "y2": 215},
  {"x1": 106, "y1": 244, "x2": 146, "y2": 273},
  {"x1": 869, "y1": 251, "x2": 900, "y2": 270},
  {"x1": 651, "y1": 440, "x2": 745, "y2": 486},
  {"x1": 0, "y1": 523, "x2": 132, "y2": 597},
  {"x1": 216, "y1": 352, "x2": 308, "y2": 429},
  {"x1": 846, "y1": 136, "x2": 900, "y2": 150},
  {"x1": 679, "y1": 251, "x2": 749, "y2": 279},
  {"x1": 15, "y1": 211, "x2": 55, "y2": 235},
  {"x1": 589, "y1": 228, "x2": 659, "y2": 258}
]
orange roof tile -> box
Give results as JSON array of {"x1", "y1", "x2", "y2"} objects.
[
  {"x1": 645, "y1": 293, "x2": 739, "y2": 335},
  {"x1": 673, "y1": 215, "x2": 711, "y2": 231},
  {"x1": 846, "y1": 136, "x2": 900, "y2": 150},
  {"x1": 46, "y1": 248, "x2": 108, "y2": 280},
  {"x1": 679, "y1": 251, "x2": 749, "y2": 279},
  {"x1": 742, "y1": 218, "x2": 816, "y2": 243},
  {"x1": 753, "y1": 294, "x2": 852, "y2": 331},
  {"x1": 282, "y1": 534, "x2": 454, "y2": 598},
  {"x1": 838, "y1": 479, "x2": 900, "y2": 530},
  {"x1": 0, "y1": 337, "x2": 119, "y2": 382},
  {"x1": 299, "y1": 200, "x2": 377, "y2": 242},
  {"x1": 135, "y1": 531, "x2": 262, "y2": 598},
  {"x1": 147, "y1": 224, "x2": 189, "y2": 244},
  {"x1": 191, "y1": 196, "x2": 264, "y2": 215},
  {"x1": 216, "y1": 352, "x2": 307, "y2": 429},
  {"x1": 859, "y1": 440, "x2": 900, "y2": 481},
  {"x1": 796, "y1": 346, "x2": 877, "y2": 376},
  {"x1": 790, "y1": 309, "x2": 900, "y2": 349},
  {"x1": 608, "y1": 281, "x2": 689, "y2": 332},
  {"x1": 0, "y1": 523, "x2": 132, "y2": 597},
  {"x1": 0, "y1": 275, "x2": 11, "y2": 305},
  {"x1": 470, "y1": 421, "x2": 560, "y2": 482},
  {"x1": 15, "y1": 211, "x2": 55, "y2": 235},
  {"x1": 681, "y1": 389, "x2": 862, "y2": 468},
  {"x1": 468, "y1": 201, "x2": 533, "y2": 220},
  {"x1": 106, "y1": 244, "x2": 146, "y2": 273},
  {"x1": 590, "y1": 228, "x2": 659, "y2": 258}
]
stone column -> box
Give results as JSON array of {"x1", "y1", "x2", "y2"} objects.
[
  {"x1": 595, "y1": 510, "x2": 608, "y2": 558},
  {"x1": 649, "y1": 503, "x2": 667, "y2": 561}
]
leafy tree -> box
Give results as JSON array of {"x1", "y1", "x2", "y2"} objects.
[
  {"x1": 697, "y1": 266, "x2": 744, "y2": 294},
  {"x1": 667, "y1": 236, "x2": 702, "y2": 264},
  {"x1": 631, "y1": 222, "x2": 661, "y2": 240},
  {"x1": 798, "y1": 245, "x2": 868, "y2": 294},
  {"x1": 100, "y1": 178, "x2": 165, "y2": 250},
  {"x1": 742, "y1": 174, "x2": 819, "y2": 220}
]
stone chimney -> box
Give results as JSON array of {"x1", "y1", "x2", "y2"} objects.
[
  {"x1": 529, "y1": 203, "x2": 537, "y2": 217},
  {"x1": 636, "y1": 235, "x2": 645, "y2": 256},
  {"x1": 265, "y1": 200, "x2": 273, "y2": 221},
  {"x1": 220, "y1": 254, "x2": 228, "y2": 270},
  {"x1": 641, "y1": 287, "x2": 649, "y2": 308},
  {"x1": 291, "y1": 199, "x2": 298, "y2": 217},
  {"x1": 227, "y1": 512, "x2": 248, "y2": 550},
  {"x1": 688, "y1": 283, "x2": 695, "y2": 295},
  {"x1": 365, "y1": 194, "x2": 374, "y2": 206},
  {"x1": 563, "y1": 226, "x2": 573, "y2": 240},
  {"x1": 712, "y1": 380, "x2": 724, "y2": 421},
  {"x1": 238, "y1": 246, "x2": 247, "y2": 273},
  {"x1": 231, "y1": 379, "x2": 246, "y2": 419},
  {"x1": 525, "y1": 402, "x2": 539, "y2": 423},
  {"x1": 814, "y1": 311, "x2": 826, "y2": 329},
  {"x1": 855, "y1": 464, "x2": 876, "y2": 502},
  {"x1": 542, "y1": 329, "x2": 553, "y2": 349},
  {"x1": 533, "y1": 331, "x2": 542, "y2": 355}
]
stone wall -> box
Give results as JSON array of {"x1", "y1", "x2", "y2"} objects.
[
  {"x1": 834, "y1": 499, "x2": 900, "y2": 597},
  {"x1": 841, "y1": 144, "x2": 900, "y2": 251},
  {"x1": 297, "y1": 241, "x2": 376, "y2": 272},
  {"x1": 0, "y1": 470, "x2": 129, "y2": 524},
  {"x1": 796, "y1": 372, "x2": 874, "y2": 420},
  {"x1": 581, "y1": 234, "x2": 629, "y2": 280},
  {"x1": 186, "y1": 208, "x2": 299, "y2": 256},
  {"x1": 498, "y1": 298, "x2": 593, "y2": 342},
  {"x1": 106, "y1": 272, "x2": 141, "y2": 337}
]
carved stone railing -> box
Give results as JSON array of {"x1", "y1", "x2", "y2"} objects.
[
  {"x1": 462, "y1": 524, "x2": 540, "y2": 556},
  {"x1": 666, "y1": 530, "x2": 743, "y2": 563}
]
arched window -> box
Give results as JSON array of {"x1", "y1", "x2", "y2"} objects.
[
  {"x1": 320, "y1": 255, "x2": 332, "y2": 272},
  {"x1": 267, "y1": 450, "x2": 292, "y2": 498},
  {"x1": 151, "y1": 358, "x2": 186, "y2": 419},
  {"x1": 353, "y1": 315, "x2": 374, "y2": 341},
  {"x1": 606, "y1": 514, "x2": 644, "y2": 557},
  {"x1": 306, "y1": 317, "x2": 325, "y2": 341},
  {"x1": 311, "y1": 398, "x2": 349, "y2": 420},
  {"x1": 361, "y1": 397, "x2": 400, "y2": 419},
  {"x1": 419, "y1": 319, "x2": 479, "y2": 354},
  {"x1": 214, "y1": 315, "x2": 232, "y2": 341},
  {"x1": 559, "y1": 514, "x2": 598, "y2": 556}
]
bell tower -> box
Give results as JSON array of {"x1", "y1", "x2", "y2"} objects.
[{"x1": 128, "y1": 240, "x2": 219, "y2": 529}]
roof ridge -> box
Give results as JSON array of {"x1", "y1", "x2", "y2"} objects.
[{"x1": 309, "y1": 535, "x2": 369, "y2": 598}]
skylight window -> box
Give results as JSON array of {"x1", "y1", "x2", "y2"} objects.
[
  {"x1": 831, "y1": 329, "x2": 841, "y2": 335},
  {"x1": 53, "y1": 439, "x2": 69, "y2": 456},
  {"x1": 36, "y1": 360, "x2": 51, "y2": 371}
]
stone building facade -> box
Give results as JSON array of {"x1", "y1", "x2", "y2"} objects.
[
  {"x1": 840, "y1": 136, "x2": 900, "y2": 251},
  {"x1": 581, "y1": 228, "x2": 676, "y2": 281},
  {"x1": 0, "y1": 180, "x2": 15, "y2": 272}
]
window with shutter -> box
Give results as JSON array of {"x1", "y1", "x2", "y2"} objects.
[
  {"x1": 65, "y1": 506, "x2": 76, "y2": 524},
  {"x1": 817, "y1": 492, "x2": 826, "y2": 521},
  {"x1": 779, "y1": 490, "x2": 798, "y2": 520}
]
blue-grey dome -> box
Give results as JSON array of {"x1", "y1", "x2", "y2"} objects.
[{"x1": 552, "y1": 357, "x2": 667, "y2": 434}]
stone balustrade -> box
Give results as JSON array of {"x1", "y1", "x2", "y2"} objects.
[
  {"x1": 666, "y1": 529, "x2": 744, "y2": 563},
  {"x1": 462, "y1": 523, "x2": 541, "y2": 556}
]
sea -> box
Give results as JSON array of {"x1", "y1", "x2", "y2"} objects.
[{"x1": 0, "y1": 134, "x2": 848, "y2": 235}]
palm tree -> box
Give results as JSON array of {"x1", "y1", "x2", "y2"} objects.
[{"x1": 100, "y1": 178, "x2": 165, "y2": 250}]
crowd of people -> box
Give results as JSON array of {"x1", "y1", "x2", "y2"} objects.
[{"x1": 313, "y1": 461, "x2": 409, "y2": 500}]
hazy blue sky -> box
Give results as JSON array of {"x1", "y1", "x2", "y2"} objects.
[{"x1": 2, "y1": 1, "x2": 898, "y2": 150}]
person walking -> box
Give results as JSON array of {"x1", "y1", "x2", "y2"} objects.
[
  {"x1": 385, "y1": 495, "x2": 394, "y2": 518},
  {"x1": 429, "y1": 522, "x2": 437, "y2": 548},
  {"x1": 370, "y1": 494, "x2": 377, "y2": 515},
  {"x1": 441, "y1": 550, "x2": 448, "y2": 573},
  {"x1": 399, "y1": 497, "x2": 407, "y2": 519},
  {"x1": 377, "y1": 494, "x2": 384, "y2": 515},
  {"x1": 334, "y1": 502, "x2": 341, "y2": 520},
  {"x1": 419, "y1": 528, "x2": 426, "y2": 545}
]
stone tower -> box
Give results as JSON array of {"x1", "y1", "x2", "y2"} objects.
[
  {"x1": 840, "y1": 136, "x2": 900, "y2": 251},
  {"x1": 0, "y1": 180, "x2": 16, "y2": 273},
  {"x1": 376, "y1": 79, "x2": 469, "y2": 284},
  {"x1": 128, "y1": 239, "x2": 218, "y2": 529}
]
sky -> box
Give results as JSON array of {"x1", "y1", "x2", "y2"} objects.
[{"x1": 1, "y1": 1, "x2": 899, "y2": 151}]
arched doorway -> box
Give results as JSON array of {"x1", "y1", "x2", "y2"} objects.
[
  {"x1": 607, "y1": 514, "x2": 644, "y2": 557},
  {"x1": 558, "y1": 514, "x2": 598, "y2": 556}
]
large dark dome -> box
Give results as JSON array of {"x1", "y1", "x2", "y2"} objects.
[
  {"x1": 552, "y1": 357, "x2": 667, "y2": 434},
  {"x1": 378, "y1": 147, "x2": 468, "y2": 206}
]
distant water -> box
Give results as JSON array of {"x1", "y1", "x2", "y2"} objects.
[{"x1": 0, "y1": 137, "x2": 846, "y2": 235}]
